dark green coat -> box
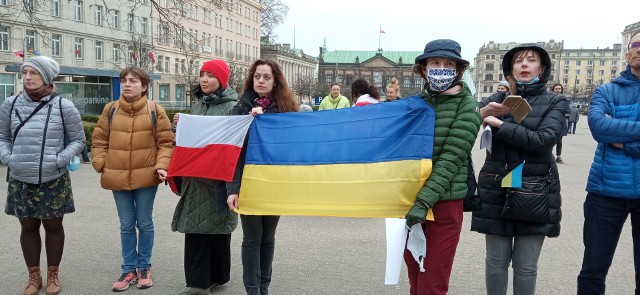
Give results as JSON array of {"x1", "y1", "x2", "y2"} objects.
[
  {"x1": 415, "y1": 82, "x2": 481, "y2": 208},
  {"x1": 171, "y1": 87, "x2": 239, "y2": 234}
]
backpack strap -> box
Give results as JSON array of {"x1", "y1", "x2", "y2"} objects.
[
  {"x1": 58, "y1": 95, "x2": 66, "y2": 145},
  {"x1": 147, "y1": 100, "x2": 158, "y2": 144},
  {"x1": 107, "y1": 100, "x2": 120, "y2": 131}
]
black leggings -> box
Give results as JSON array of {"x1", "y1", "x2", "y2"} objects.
[
  {"x1": 556, "y1": 137, "x2": 563, "y2": 157},
  {"x1": 20, "y1": 217, "x2": 65, "y2": 267}
]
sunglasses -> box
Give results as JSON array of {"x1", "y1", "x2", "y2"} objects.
[{"x1": 629, "y1": 42, "x2": 640, "y2": 50}]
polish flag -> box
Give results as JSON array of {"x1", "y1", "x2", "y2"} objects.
[
  {"x1": 13, "y1": 50, "x2": 24, "y2": 57},
  {"x1": 167, "y1": 114, "x2": 254, "y2": 194}
]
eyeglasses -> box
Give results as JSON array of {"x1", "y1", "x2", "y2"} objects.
[{"x1": 629, "y1": 42, "x2": 640, "y2": 50}]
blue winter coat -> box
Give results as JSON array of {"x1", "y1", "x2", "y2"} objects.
[{"x1": 587, "y1": 65, "x2": 640, "y2": 198}]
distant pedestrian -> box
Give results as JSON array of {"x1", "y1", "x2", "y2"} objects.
[
  {"x1": 80, "y1": 145, "x2": 90, "y2": 163},
  {"x1": 318, "y1": 83, "x2": 350, "y2": 110},
  {"x1": 497, "y1": 80, "x2": 509, "y2": 93},
  {"x1": 551, "y1": 83, "x2": 569, "y2": 164},
  {"x1": 385, "y1": 77, "x2": 401, "y2": 101},
  {"x1": 351, "y1": 78, "x2": 380, "y2": 106},
  {"x1": 0, "y1": 56, "x2": 85, "y2": 295},
  {"x1": 577, "y1": 30, "x2": 640, "y2": 295},
  {"x1": 299, "y1": 103, "x2": 313, "y2": 112},
  {"x1": 91, "y1": 66, "x2": 175, "y2": 292},
  {"x1": 568, "y1": 105, "x2": 580, "y2": 134}
]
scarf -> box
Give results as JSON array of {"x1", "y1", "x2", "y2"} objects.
[
  {"x1": 254, "y1": 96, "x2": 272, "y2": 110},
  {"x1": 25, "y1": 84, "x2": 56, "y2": 102}
]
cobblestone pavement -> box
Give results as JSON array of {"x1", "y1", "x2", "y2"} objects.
[{"x1": 0, "y1": 117, "x2": 635, "y2": 294}]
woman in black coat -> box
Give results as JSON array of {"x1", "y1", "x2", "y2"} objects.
[{"x1": 471, "y1": 44, "x2": 568, "y2": 295}]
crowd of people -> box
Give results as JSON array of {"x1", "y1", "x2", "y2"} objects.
[{"x1": 1, "y1": 29, "x2": 639, "y2": 295}]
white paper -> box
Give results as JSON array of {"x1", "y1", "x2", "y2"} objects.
[
  {"x1": 479, "y1": 125, "x2": 492, "y2": 153},
  {"x1": 384, "y1": 218, "x2": 409, "y2": 285}
]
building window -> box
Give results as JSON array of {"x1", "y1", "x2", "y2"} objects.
[
  {"x1": 51, "y1": 0, "x2": 60, "y2": 16},
  {"x1": 414, "y1": 77, "x2": 421, "y2": 88},
  {"x1": 587, "y1": 60, "x2": 593, "y2": 66},
  {"x1": 25, "y1": 30, "x2": 36, "y2": 51},
  {"x1": 164, "y1": 57, "x2": 169, "y2": 73},
  {"x1": 600, "y1": 60, "x2": 606, "y2": 66},
  {"x1": 599, "y1": 70, "x2": 604, "y2": 76},
  {"x1": 576, "y1": 70, "x2": 580, "y2": 75},
  {"x1": 109, "y1": 9, "x2": 119, "y2": 29},
  {"x1": 127, "y1": 13, "x2": 134, "y2": 32},
  {"x1": 0, "y1": 0, "x2": 7, "y2": 6},
  {"x1": 564, "y1": 60, "x2": 569, "y2": 65},
  {"x1": 576, "y1": 61, "x2": 581, "y2": 66},
  {"x1": 51, "y1": 33, "x2": 61, "y2": 56},
  {"x1": 403, "y1": 77, "x2": 411, "y2": 88},
  {"x1": 141, "y1": 17, "x2": 147, "y2": 35},
  {"x1": 95, "y1": 40, "x2": 103, "y2": 61},
  {"x1": 484, "y1": 74, "x2": 493, "y2": 81},
  {"x1": 159, "y1": 0, "x2": 166, "y2": 7},
  {"x1": 485, "y1": 63, "x2": 494, "y2": 70},
  {"x1": 1, "y1": 26, "x2": 10, "y2": 51},
  {"x1": 0, "y1": 74, "x2": 15, "y2": 98},
  {"x1": 176, "y1": 84, "x2": 185, "y2": 101},
  {"x1": 74, "y1": 37, "x2": 83, "y2": 59},
  {"x1": 159, "y1": 84, "x2": 169, "y2": 101},
  {"x1": 94, "y1": 5, "x2": 102, "y2": 26},
  {"x1": 74, "y1": 0, "x2": 82, "y2": 22},
  {"x1": 112, "y1": 43, "x2": 120, "y2": 62}
]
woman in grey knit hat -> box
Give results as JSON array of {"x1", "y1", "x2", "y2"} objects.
[{"x1": 0, "y1": 56, "x2": 85, "y2": 295}]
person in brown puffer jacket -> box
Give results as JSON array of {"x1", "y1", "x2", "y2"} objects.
[{"x1": 91, "y1": 66, "x2": 175, "y2": 292}]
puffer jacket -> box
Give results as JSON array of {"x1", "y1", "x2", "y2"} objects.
[
  {"x1": 471, "y1": 45, "x2": 568, "y2": 238},
  {"x1": 318, "y1": 94, "x2": 350, "y2": 110},
  {"x1": 0, "y1": 93, "x2": 85, "y2": 184},
  {"x1": 586, "y1": 65, "x2": 640, "y2": 198},
  {"x1": 91, "y1": 96, "x2": 175, "y2": 190},
  {"x1": 172, "y1": 87, "x2": 239, "y2": 234},
  {"x1": 411, "y1": 82, "x2": 481, "y2": 208}
]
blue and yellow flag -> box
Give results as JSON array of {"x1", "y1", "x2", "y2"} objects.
[
  {"x1": 236, "y1": 97, "x2": 435, "y2": 218},
  {"x1": 501, "y1": 162, "x2": 524, "y2": 188}
]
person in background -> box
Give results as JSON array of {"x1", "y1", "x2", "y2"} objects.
[
  {"x1": 91, "y1": 66, "x2": 175, "y2": 292},
  {"x1": 80, "y1": 145, "x2": 90, "y2": 164},
  {"x1": 403, "y1": 39, "x2": 481, "y2": 295},
  {"x1": 568, "y1": 104, "x2": 580, "y2": 134},
  {"x1": 318, "y1": 83, "x2": 350, "y2": 110},
  {"x1": 171, "y1": 59, "x2": 238, "y2": 295},
  {"x1": 497, "y1": 80, "x2": 510, "y2": 93},
  {"x1": 385, "y1": 77, "x2": 401, "y2": 101},
  {"x1": 551, "y1": 83, "x2": 568, "y2": 164},
  {"x1": 351, "y1": 78, "x2": 380, "y2": 107},
  {"x1": 0, "y1": 56, "x2": 85, "y2": 295},
  {"x1": 472, "y1": 44, "x2": 567, "y2": 295},
  {"x1": 299, "y1": 104, "x2": 313, "y2": 112},
  {"x1": 226, "y1": 59, "x2": 299, "y2": 295},
  {"x1": 577, "y1": 30, "x2": 640, "y2": 295}
]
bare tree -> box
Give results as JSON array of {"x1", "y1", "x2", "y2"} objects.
[
  {"x1": 227, "y1": 58, "x2": 248, "y2": 95},
  {"x1": 258, "y1": 0, "x2": 288, "y2": 44},
  {"x1": 290, "y1": 73, "x2": 317, "y2": 104}
]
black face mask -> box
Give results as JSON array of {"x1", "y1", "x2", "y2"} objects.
[{"x1": 201, "y1": 93, "x2": 219, "y2": 104}]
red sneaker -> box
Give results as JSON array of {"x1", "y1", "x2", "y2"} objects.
[
  {"x1": 112, "y1": 271, "x2": 137, "y2": 292},
  {"x1": 137, "y1": 269, "x2": 153, "y2": 289}
]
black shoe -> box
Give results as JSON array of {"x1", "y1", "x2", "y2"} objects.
[{"x1": 556, "y1": 157, "x2": 564, "y2": 164}]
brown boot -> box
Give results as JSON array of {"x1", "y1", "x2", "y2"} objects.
[
  {"x1": 23, "y1": 266, "x2": 42, "y2": 295},
  {"x1": 45, "y1": 266, "x2": 61, "y2": 295}
]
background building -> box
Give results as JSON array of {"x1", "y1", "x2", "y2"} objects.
[
  {"x1": 317, "y1": 48, "x2": 423, "y2": 102},
  {"x1": 261, "y1": 43, "x2": 317, "y2": 103},
  {"x1": 0, "y1": 0, "x2": 261, "y2": 113}
]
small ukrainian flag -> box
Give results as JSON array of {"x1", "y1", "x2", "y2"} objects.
[{"x1": 501, "y1": 162, "x2": 524, "y2": 188}]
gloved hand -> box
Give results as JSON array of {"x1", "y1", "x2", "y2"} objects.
[{"x1": 405, "y1": 201, "x2": 429, "y2": 228}]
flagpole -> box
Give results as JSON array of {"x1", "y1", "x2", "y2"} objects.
[{"x1": 378, "y1": 26, "x2": 381, "y2": 50}]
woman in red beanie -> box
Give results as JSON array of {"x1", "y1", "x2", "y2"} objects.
[{"x1": 171, "y1": 59, "x2": 239, "y2": 295}]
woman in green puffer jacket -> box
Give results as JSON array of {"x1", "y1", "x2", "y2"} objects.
[{"x1": 171, "y1": 59, "x2": 238, "y2": 295}]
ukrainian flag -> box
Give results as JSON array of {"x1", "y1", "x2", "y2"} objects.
[{"x1": 236, "y1": 97, "x2": 435, "y2": 218}]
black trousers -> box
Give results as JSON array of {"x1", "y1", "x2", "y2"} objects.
[{"x1": 184, "y1": 233, "x2": 232, "y2": 289}]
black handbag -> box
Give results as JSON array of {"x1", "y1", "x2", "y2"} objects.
[
  {"x1": 463, "y1": 158, "x2": 481, "y2": 212},
  {"x1": 500, "y1": 175, "x2": 552, "y2": 223}
]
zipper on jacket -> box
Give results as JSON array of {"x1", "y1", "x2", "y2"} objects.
[{"x1": 39, "y1": 104, "x2": 53, "y2": 185}]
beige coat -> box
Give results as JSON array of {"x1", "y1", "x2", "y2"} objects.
[{"x1": 91, "y1": 96, "x2": 175, "y2": 190}]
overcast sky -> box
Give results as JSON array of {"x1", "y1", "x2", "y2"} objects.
[{"x1": 274, "y1": 0, "x2": 638, "y2": 63}]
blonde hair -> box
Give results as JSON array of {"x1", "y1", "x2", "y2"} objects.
[{"x1": 386, "y1": 77, "x2": 400, "y2": 97}]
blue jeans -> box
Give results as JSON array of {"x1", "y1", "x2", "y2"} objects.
[
  {"x1": 577, "y1": 193, "x2": 640, "y2": 295},
  {"x1": 241, "y1": 214, "x2": 280, "y2": 295},
  {"x1": 485, "y1": 234, "x2": 545, "y2": 295},
  {"x1": 113, "y1": 186, "x2": 158, "y2": 273}
]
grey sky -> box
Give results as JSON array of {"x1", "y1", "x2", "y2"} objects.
[{"x1": 274, "y1": 0, "x2": 638, "y2": 63}]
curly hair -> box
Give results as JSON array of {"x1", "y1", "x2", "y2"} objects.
[
  {"x1": 351, "y1": 78, "x2": 380, "y2": 100},
  {"x1": 243, "y1": 58, "x2": 298, "y2": 113},
  {"x1": 386, "y1": 77, "x2": 400, "y2": 97}
]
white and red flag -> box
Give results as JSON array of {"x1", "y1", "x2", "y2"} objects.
[{"x1": 167, "y1": 114, "x2": 254, "y2": 193}]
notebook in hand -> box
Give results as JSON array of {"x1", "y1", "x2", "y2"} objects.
[{"x1": 502, "y1": 95, "x2": 532, "y2": 124}]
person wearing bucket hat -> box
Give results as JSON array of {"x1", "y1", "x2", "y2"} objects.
[
  {"x1": 170, "y1": 59, "x2": 239, "y2": 295},
  {"x1": 402, "y1": 39, "x2": 481, "y2": 294},
  {"x1": 0, "y1": 56, "x2": 85, "y2": 295},
  {"x1": 471, "y1": 43, "x2": 568, "y2": 295}
]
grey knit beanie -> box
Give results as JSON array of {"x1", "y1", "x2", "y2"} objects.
[{"x1": 21, "y1": 56, "x2": 59, "y2": 85}]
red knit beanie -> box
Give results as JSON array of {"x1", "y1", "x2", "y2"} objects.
[{"x1": 200, "y1": 59, "x2": 231, "y2": 89}]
